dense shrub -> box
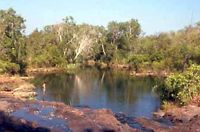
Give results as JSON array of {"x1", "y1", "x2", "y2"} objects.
[
  {"x1": 128, "y1": 54, "x2": 149, "y2": 72},
  {"x1": 151, "y1": 61, "x2": 166, "y2": 72},
  {"x1": 159, "y1": 64, "x2": 200, "y2": 105},
  {"x1": 0, "y1": 60, "x2": 20, "y2": 74}
]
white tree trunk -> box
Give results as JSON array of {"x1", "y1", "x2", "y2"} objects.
[
  {"x1": 74, "y1": 35, "x2": 92, "y2": 60},
  {"x1": 101, "y1": 44, "x2": 106, "y2": 55}
]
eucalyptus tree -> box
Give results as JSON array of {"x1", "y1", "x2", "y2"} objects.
[
  {"x1": 106, "y1": 19, "x2": 141, "y2": 63},
  {"x1": 73, "y1": 24, "x2": 100, "y2": 62},
  {"x1": 0, "y1": 8, "x2": 26, "y2": 73},
  {"x1": 107, "y1": 19, "x2": 141, "y2": 51}
]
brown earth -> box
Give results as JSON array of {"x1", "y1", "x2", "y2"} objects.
[
  {"x1": 0, "y1": 75, "x2": 36, "y2": 99},
  {"x1": 142, "y1": 96, "x2": 200, "y2": 132},
  {"x1": 26, "y1": 67, "x2": 66, "y2": 75}
]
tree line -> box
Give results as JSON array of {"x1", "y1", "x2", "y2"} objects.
[{"x1": 1, "y1": 8, "x2": 200, "y2": 74}]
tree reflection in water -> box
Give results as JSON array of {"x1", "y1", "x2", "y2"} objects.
[{"x1": 33, "y1": 68, "x2": 161, "y2": 118}]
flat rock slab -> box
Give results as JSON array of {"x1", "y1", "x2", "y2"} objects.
[
  {"x1": 1, "y1": 93, "x2": 200, "y2": 132},
  {"x1": 0, "y1": 96, "x2": 137, "y2": 132},
  {"x1": 163, "y1": 105, "x2": 200, "y2": 124}
]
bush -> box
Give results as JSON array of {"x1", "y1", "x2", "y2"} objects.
[
  {"x1": 151, "y1": 61, "x2": 166, "y2": 72},
  {"x1": 112, "y1": 50, "x2": 128, "y2": 64},
  {"x1": 0, "y1": 60, "x2": 20, "y2": 74},
  {"x1": 30, "y1": 45, "x2": 66, "y2": 68},
  {"x1": 128, "y1": 54, "x2": 149, "y2": 72},
  {"x1": 159, "y1": 64, "x2": 200, "y2": 105}
]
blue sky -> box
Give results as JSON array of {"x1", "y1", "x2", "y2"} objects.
[{"x1": 0, "y1": 0, "x2": 200, "y2": 35}]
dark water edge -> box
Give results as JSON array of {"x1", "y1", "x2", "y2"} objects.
[{"x1": 33, "y1": 68, "x2": 163, "y2": 118}]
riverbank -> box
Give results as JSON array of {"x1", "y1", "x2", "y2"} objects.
[
  {"x1": 0, "y1": 74, "x2": 137, "y2": 131},
  {"x1": 1, "y1": 89, "x2": 200, "y2": 132},
  {"x1": 0, "y1": 70, "x2": 200, "y2": 131},
  {"x1": 84, "y1": 61, "x2": 170, "y2": 77},
  {"x1": 0, "y1": 75, "x2": 36, "y2": 99},
  {"x1": 26, "y1": 65, "x2": 170, "y2": 79},
  {"x1": 26, "y1": 67, "x2": 67, "y2": 75},
  {"x1": 139, "y1": 95, "x2": 200, "y2": 132},
  {"x1": 0, "y1": 94, "x2": 136, "y2": 132}
]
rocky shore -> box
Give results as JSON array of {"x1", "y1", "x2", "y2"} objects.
[
  {"x1": 138, "y1": 98, "x2": 200, "y2": 132},
  {"x1": 0, "y1": 94, "x2": 136, "y2": 132},
  {"x1": 0, "y1": 75, "x2": 36, "y2": 99},
  {"x1": 0, "y1": 75, "x2": 200, "y2": 132},
  {"x1": 1, "y1": 93, "x2": 200, "y2": 132}
]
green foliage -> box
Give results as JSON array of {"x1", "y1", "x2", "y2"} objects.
[
  {"x1": 0, "y1": 60, "x2": 20, "y2": 74},
  {"x1": 149, "y1": 52, "x2": 164, "y2": 62},
  {"x1": 1, "y1": 8, "x2": 200, "y2": 76},
  {"x1": 151, "y1": 61, "x2": 166, "y2": 72},
  {"x1": 128, "y1": 54, "x2": 149, "y2": 72},
  {"x1": 112, "y1": 50, "x2": 128, "y2": 64},
  {"x1": 29, "y1": 45, "x2": 66, "y2": 67},
  {"x1": 0, "y1": 8, "x2": 26, "y2": 74},
  {"x1": 160, "y1": 65, "x2": 200, "y2": 105},
  {"x1": 107, "y1": 19, "x2": 141, "y2": 51},
  {"x1": 25, "y1": 12, "x2": 200, "y2": 73}
]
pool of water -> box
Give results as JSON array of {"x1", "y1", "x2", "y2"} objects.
[
  {"x1": 33, "y1": 68, "x2": 161, "y2": 118},
  {"x1": 11, "y1": 104, "x2": 72, "y2": 131}
]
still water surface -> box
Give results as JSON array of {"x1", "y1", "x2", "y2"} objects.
[{"x1": 33, "y1": 68, "x2": 161, "y2": 118}]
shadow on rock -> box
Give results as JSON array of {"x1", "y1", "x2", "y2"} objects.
[{"x1": 0, "y1": 111, "x2": 50, "y2": 132}]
